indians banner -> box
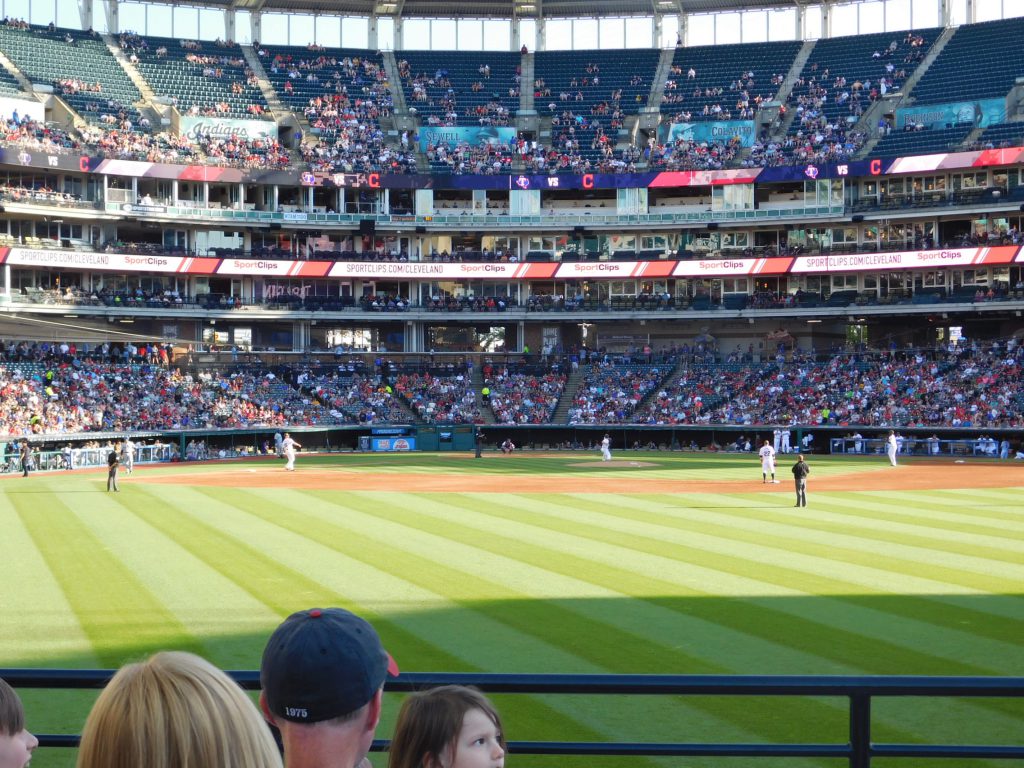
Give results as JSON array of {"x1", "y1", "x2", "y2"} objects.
[{"x1": 179, "y1": 116, "x2": 279, "y2": 142}]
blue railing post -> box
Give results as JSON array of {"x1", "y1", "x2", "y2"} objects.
[{"x1": 849, "y1": 693, "x2": 871, "y2": 768}]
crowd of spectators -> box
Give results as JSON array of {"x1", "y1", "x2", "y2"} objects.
[
  {"x1": 485, "y1": 366, "x2": 566, "y2": 424},
  {"x1": 299, "y1": 369, "x2": 407, "y2": 423},
  {"x1": 566, "y1": 362, "x2": 667, "y2": 424},
  {"x1": 393, "y1": 371, "x2": 480, "y2": 423}
]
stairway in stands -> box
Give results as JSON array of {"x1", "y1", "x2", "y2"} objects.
[
  {"x1": 633, "y1": 357, "x2": 686, "y2": 415},
  {"x1": 549, "y1": 365, "x2": 585, "y2": 424},
  {"x1": 472, "y1": 365, "x2": 497, "y2": 425}
]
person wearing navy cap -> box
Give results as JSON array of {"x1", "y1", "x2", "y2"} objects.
[{"x1": 260, "y1": 608, "x2": 399, "y2": 768}]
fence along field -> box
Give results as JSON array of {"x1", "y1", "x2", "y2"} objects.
[{"x1": 1, "y1": 452, "x2": 1022, "y2": 768}]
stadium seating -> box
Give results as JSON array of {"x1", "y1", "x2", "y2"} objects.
[
  {"x1": 660, "y1": 41, "x2": 801, "y2": 122},
  {"x1": 872, "y1": 124, "x2": 972, "y2": 156},
  {"x1": 131, "y1": 35, "x2": 270, "y2": 120},
  {"x1": 909, "y1": 16, "x2": 1024, "y2": 104},
  {"x1": 397, "y1": 51, "x2": 520, "y2": 127},
  {"x1": 0, "y1": 23, "x2": 143, "y2": 127},
  {"x1": 971, "y1": 121, "x2": 1024, "y2": 149}
]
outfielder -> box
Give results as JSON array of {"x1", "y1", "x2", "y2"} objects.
[
  {"x1": 759, "y1": 440, "x2": 779, "y2": 483},
  {"x1": 600, "y1": 434, "x2": 612, "y2": 462}
]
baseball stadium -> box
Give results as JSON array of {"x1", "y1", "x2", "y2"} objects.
[{"x1": 0, "y1": 0, "x2": 1022, "y2": 765}]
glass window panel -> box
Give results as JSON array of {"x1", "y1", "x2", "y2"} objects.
[
  {"x1": 519, "y1": 19, "x2": 537, "y2": 51},
  {"x1": 458, "y1": 18, "x2": 483, "y2": 51},
  {"x1": 262, "y1": 13, "x2": 289, "y2": 44},
  {"x1": 974, "y1": 0, "x2": 1001, "y2": 21},
  {"x1": 860, "y1": 0, "x2": 886, "y2": 32},
  {"x1": 341, "y1": 17, "x2": 368, "y2": 48},
  {"x1": 912, "y1": 0, "x2": 940, "y2": 26},
  {"x1": 1006, "y1": 2, "x2": 1024, "y2": 19},
  {"x1": 378, "y1": 17, "x2": 395, "y2": 49},
  {"x1": 149, "y1": 4, "x2": 173, "y2": 37},
  {"x1": 30, "y1": 0, "x2": 53, "y2": 25},
  {"x1": 173, "y1": 5, "x2": 199, "y2": 40},
  {"x1": 804, "y1": 4, "x2": 823, "y2": 38},
  {"x1": 625, "y1": 16, "x2": 652, "y2": 48},
  {"x1": 599, "y1": 17, "x2": 624, "y2": 48},
  {"x1": 767, "y1": 8, "x2": 795, "y2": 40},
  {"x1": 715, "y1": 12, "x2": 741, "y2": 44},
  {"x1": 289, "y1": 13, "x2": 315, "y2": 45},
  {"x1": 56, "y1": 0, "x2": 79, "y2": 29},
  {"x1": 949, "y1": 0, "x2": 968, "y2": 25},
  {"x1": 689, "y1": 13, "x2": 714, "y2": 45},
  {"x1": 742, "y1": 11, "x2": 767, "y2": 42},
  {"x1": 118, "y1": 2, "x2": 146, "y2": 34},
  {"x1": 235, "y1": 10, "x2": 252, "y2": 44},
  {"x1": 198, "y1": 8, "x2": 226, "y2": 42},
  {"x1": 833, "y1": 3, "x2": 859, "y2": 34},
  {"x1": 658, "y1": 14, "x2": 678, "y2": 47},
  {"x1": 546, "y1": 19, "x2": 572, "y2": 50},
  {"x1": 431, "y1": 18, "x2": 456, "y2": 49},
  {"x1": 573, "y1": 18, "x2": 598, "y2": 49},
  {"x1": 316, "y1": 16, "x2": 341, "y2": 48},
  {"x1": 885, "y1": 0, "x2": 911, "y2": 30},
  {"x1": 404, "y1": 18, "x2": 430, "y2": 49},
  {"x1": 483, "y1": 19, "x2": 510, "y2": 51}
]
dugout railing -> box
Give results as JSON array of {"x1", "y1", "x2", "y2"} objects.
[{"x1": 2, "y1": 670, "x2": 1021, "y2": 767}]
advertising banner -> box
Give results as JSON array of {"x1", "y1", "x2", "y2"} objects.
[
  {"x1": 179, "y1": 116, "x2": 279, "y2": 142},
  {"x1": 672, "y1": 257, "x2": 794, "y2": 277},
  {"x1": 418, "y1": 126, "x2": 516, "y2": 152},
  {"x1": 0, "y1": 247, "x2": 219, "y2": 273},
  {"x1": 328, "y1": 261, "x2": 558, "y2": 280},
  {"x1": 554, "y1": 261, "x2": 676, "y2": 279},
  {"x1": 896, "y1": 98, "x2": 1005, "y2": 131},
  {"x1": 216, "y1": 259, "x2": 332, "y2": 277},
  {"x1": 789, "y1": 246, "x2": 1019, "y2": 273},
  {"x1": 662, "y1": 120, "x2": 757, "y2": 148},
  {"x1": 372, "y1": 437, "x2": 416, "y2": 452}
]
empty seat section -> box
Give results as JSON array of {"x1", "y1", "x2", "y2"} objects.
[
  {"x1": 397, "y1": 51, "x2": 520, "y2": 127},
  {"x1": 872, "y1": 124, "x2": 972, "y2": 155}
]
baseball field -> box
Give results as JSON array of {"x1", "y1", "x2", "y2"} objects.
[{"x1": 1, "y1": 450, "x2": 1022, "y2": 768}]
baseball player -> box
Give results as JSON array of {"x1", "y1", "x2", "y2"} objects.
[
  {"x1": 600, "y1": 434, "x2": 612, "y2": 462},
  {"x1": 274, "y1": 431, "x2": 284, "y2": 458},
  {"x1": 780, "y1": 428, "x2": 792, "y2": 454},
  {"x1": 282, "y1": 433, "x2": 302, "y2": 471},
  {"x1": 886, "y1": 431, "x2": 898, "y2": 466},
  {"x1": 772, "y1": 428, "x2": 782, "y2": 455},
  {"x1": 120, "y1": 437, "x2": 134, "y2": 475},
  {"x1": 759, "y1": 440, "x2": 779, "y2": 483}
]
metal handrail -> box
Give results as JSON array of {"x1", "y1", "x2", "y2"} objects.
[{"x1": 2, "y1": 670, "x2": 1021, "y2": 766}]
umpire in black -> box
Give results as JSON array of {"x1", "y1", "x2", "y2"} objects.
[
  {"x1": 106, "y1": 446, "x2": 120, "y2": 492},
  {"x1": 475, "y1": 429, "x2": 484, "y2": 459},
  {"x1": 792, "y1": 454, "x2": 809, "y2": 507}
]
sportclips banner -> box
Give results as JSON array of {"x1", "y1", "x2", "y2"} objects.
[
  {"x1": 662, "y1": 120, "x2": 757, "y2": 148},
  {"x1": 179, "y1": 116, "x2": 279, "y2": 142},
  {"x1": 2, "y1": 246, "x2": 1020, "y2": 279},
  {"x1": 417, "y1": 126, "x2": 515, "y2": 152},
  {"x1": 896, "y1": 99, "x2": 1005, "y2": 131}
]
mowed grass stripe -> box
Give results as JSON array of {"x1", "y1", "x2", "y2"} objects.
[
  {"x1": 248, "y1": 488, "x2": 887, "y2": 749},
  {"x1": 8, "y1": 487, "x2": 204, "y2": 667},
  {"x1": 0, "y1": 486, "x2": 97, "y2": 666},
  {"x1": 186, "y1": 487, "x2": 689, "y2": 751},
  {"x1": 591, "y1": 493, "x2": 1024, "y2": 583},
  {"x1": 823, "y1": 491, "x2": 1024, "y2": 533},
  {"x1": 636, "y1": 491, "x2": 1024, "y2": 561},
  {"x1": 75, "y1": 491, "x2": 282, "y2": 669},
  {"x1": 482, "y1": 492, "x2": 996, "y2": 598}
]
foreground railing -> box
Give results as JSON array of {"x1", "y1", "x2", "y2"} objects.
[{"x1": 2, "y1": 671, "x2": 1021, "y2": 767}]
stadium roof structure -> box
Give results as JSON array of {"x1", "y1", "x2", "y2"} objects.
[{"x1": 141, "y1": 0, "x2": 805, "y2": 21}]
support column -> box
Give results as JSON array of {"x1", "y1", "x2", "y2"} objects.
[
  {"x1": 677, "y1": 13, "x2": 687, "y2": 47},
  {"x1": 394, "y1": 16, "x2": 403, "y2": 50},
  {"x1": 965, "y1": 0, "x2": 975, "y2": 23},
  {"x1": 795, "y1": 4, "x2": 805, "y2": 40},
  {"x1": 251, "y1": 12, "x2": 262, "y2": 44},
  {"x1": 822, "y1": 1, "x2": 833, "y2": 38},
  {"x1": 306, "y1": 187, "x2": 314, "y2": 211},
  {"x1": 368, "y1": 14, "x2": 378, "y2": 49},
  {"x1": 940, "y1": 0, "x2": 951, "y2": 27},
  {"x1": 172, "y1": 179, "x2": 179, "y2": 205},
  {"x1": 512, "y1": 17, "x2": 521, "y2": 51},
  {"x1": 105, "y1": 0, "x2": 119, "y2": 35},
  {"x1": 517, "y1": 321, "x2": 525, "y2": 352},
  {"x1": 291, "y1": 320, "x2": 310, "y2": 352},
  {"x1": 225, "y1": 9, "x2": 236, "y2": 43},
  {"x1": 80, "y1": 0, "x2": 94, "y2": 32},
  {"x1": 537, "y1": 18, "x2": 546, "y2": 51},
  {"x1": 131, "y1": 177, "x2": 138, "y2": 202},
  {"x1": 404, "y1": 320, "x2": 419, "y2": 352},
  {"x1": 3, "y1": 263, "x2": 10, "y2": 299}
]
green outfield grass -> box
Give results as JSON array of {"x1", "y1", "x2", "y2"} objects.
[{"x1": 1, "y1": 452, "x2": 1022, "y2": 768}]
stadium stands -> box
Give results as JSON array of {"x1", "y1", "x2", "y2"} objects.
[
  {"x1": 871, "y1": 124, "x2": 972, "y2": 156},
  {"x1": 397, "y1": 51, "x2": 520, "y2": 127}
]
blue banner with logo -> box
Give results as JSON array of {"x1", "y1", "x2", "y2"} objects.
[
  {"x1": 418, "y1": 126, "x2": 516, "y2": 152},
  {"x1": 896, "y1": 99, "x2": 1005, "y2": 131},
  {"x1": 661, "y1": 120, "x2": 756, "y2": 148}
]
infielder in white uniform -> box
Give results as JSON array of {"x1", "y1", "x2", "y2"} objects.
[
  {"x1": 772, "y1": 428, "x2": 782, "y2": 455},
  {"x1": 886, "y1": 430, "x2": 898, "y2": 466},
  {"x1": 759, "y1": 440, "x2": 779, "y2": 483},
  {"x1": 780, "y1": 428, "x2": 791, "y2": 454},
  {"x1": 274, "y1": 431, "x2": 284, "y2": 458},
  {"x1": 121, "y1": 437, "x2": 134, "y2": 474},
  {"x1": 600, "y1": 434, "x2": 612, "y2": 462},
  {"x1": 282, "y1": 432, "x2": 302, "y2": 471}
]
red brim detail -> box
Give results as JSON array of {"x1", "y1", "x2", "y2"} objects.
[{"x1": 387, "y1": 653, "x2": 400, "y2": 677}]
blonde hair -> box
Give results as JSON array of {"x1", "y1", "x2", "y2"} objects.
[{"x1": 77, "y1": 651, "x2": 283, "y2": 768}]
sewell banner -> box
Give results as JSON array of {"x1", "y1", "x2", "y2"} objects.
[{"x1": 1, "y1": 246, "x2": 1021, "y2": 280}]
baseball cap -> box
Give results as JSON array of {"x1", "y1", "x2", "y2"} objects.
[{"x1": 261, "y1": 608, "x2": 399, "y2": 724}]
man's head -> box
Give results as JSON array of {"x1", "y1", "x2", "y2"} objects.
[
  {"x1": 798, "y1": 454, "x2": 805, "y2": 462},
  {"x1": 260, "y1": 608, "x2": 398, "y2": 726}
]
